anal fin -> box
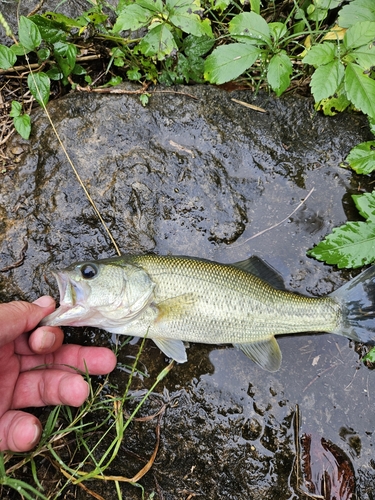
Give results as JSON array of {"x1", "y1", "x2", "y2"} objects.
[{"x1": 234, "y1": 336, "x2": 282, "y2": 372}]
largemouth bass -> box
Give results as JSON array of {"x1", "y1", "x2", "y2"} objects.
[{"x1": 41, "y1": 255, "x2": 375, "y2": 371}]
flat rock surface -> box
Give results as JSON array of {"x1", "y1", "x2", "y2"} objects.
[{"x1": 1, "y1": 85, "x2": 375, "y2": 498}]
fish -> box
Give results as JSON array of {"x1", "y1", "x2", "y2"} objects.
[{"x1": 41, "y1": 254, "x2": 375, "y2": 372}]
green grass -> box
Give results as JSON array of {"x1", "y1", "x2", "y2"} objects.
[{"x1": 0, "y1": 336, "x2": 174, "y2": 499}]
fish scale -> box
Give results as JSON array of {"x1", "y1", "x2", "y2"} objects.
[
  {"x1": 127, "y1": 255, "x2": 341, "y2": 343},
  {"x1": 41, "y1": 254, "x2": 375, "y2": 371}
]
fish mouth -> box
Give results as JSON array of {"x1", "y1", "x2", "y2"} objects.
[{"x1": 40, "y1": 271, "x2": 90, "y2": 327}]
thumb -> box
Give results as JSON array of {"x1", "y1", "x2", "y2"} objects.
[{"x1": 0, "y1": 297, "x2": 56, "y2": 347}]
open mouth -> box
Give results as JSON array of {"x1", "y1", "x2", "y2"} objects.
[
  {"x1": 40, "y1": 272, "x2": 88, "y2": 327},
  {"x1": 53, "y1": 271, "x2": 71, "y2": 304}
]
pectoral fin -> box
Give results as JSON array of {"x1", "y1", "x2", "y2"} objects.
[
  {"x1": 234, "y1": 336, "x2": 282, "y2": 372},
  {"x1": 155, "y1": 293, "x2": 196, "y2": 323},
  {"x1": 153, "y1": 338, "x2": 187, "y2": 363}
]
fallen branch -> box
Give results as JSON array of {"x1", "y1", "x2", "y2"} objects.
[{"x1": 0, "y1": 55, "x2": 102, "y2": 75}]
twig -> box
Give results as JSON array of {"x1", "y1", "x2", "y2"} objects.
[
  {"x1": 302, "y1": 362, "x2": 338, "y2": 393},
  {"x1": 27, "y1": 0, "x2": 45, "y2": 17},
  {"x1": 72, "y1": 80, "x2": 151, "y2": 94},
  {"x1": 231, "y1": 98, "x2": 267, "y2": 113},
  {"x1": 0, "y1": 55, "x2": 102, "y2": 75},
  {"x1": 232, "y1": 187, "x2": 315, "y2": 247},
  {"x1": 0, "y1": 239, "x2": 28, "y2": 272},
  {"x1": 0, "y1": 127, "x2": 15, "y2": 146},
  {"x1": 73, "y1": 82, "x2": 199, "y2": 100},
  {"x1": 152, "y1": 89, "x2": 199, "y2": 100}
]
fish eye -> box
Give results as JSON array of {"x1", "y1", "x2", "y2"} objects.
[{"x1": 80, "y1": 263, "x2": 98, "y2": 280}]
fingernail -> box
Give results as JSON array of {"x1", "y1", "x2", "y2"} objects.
[
  {"x1": 30, "y1": 423, "x2": 41, "y2": 445},
  {"x1": 41, "y1": 330, "x2": 56, "y2": 350},
  {"x1": 33, "y1": 296, "x2": 55, "y2": 308}
]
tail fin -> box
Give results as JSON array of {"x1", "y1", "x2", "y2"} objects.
[{"x1": 329, "y1": 265, "x2": 375, "y2": 343}]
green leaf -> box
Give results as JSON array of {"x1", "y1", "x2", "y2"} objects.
[
  {"x1": 182, "y1": 52, "x2": 203, "y2": 82},
  {"x1": 170, "y1": 12, "x2": 212, "y2": 37},
  {"x1": 369, "y1": 117, "x2": 375, "y2": 136},
  {"x1": 307, "y1": 4, "x2": 328, "y2": 22},
  {"x1": 166, "y1": 0, "x2": 212, "y2": 37},
  {"x1": 315, "y1": 0, "x2": 341, "y2": 8},
  {"x1": 307, "y1": 221, "x2": 375, "y2": 268},
  {"x1": 268, "y1": 22, "x2": 288, "y2": 42},
  {"x1": 352, "y1": 192, "x2": 375, "y2": 222},
  {"x1": 343, "y1": 21, "x2": 375, "y2": 50},
  {"x1": 9, "y1": 101, "x2": 22, "y2": 118},
  {"x1": 18, "y1": 16, "x2": 42, "y2": 51},
  {"x1": 250, "y1": 0, "x2": 261, "y2": 15},
  {"x1": 72, "y1": 64, "x2": 86, "y2": 75},
  {"x1": 310, "y1": 59, "x2": 345, "y2": 102},
  {"x1": 348, "y1": 45, "x2": 375, "y2": 71},
  {"x1": 136, "y1": 0, "x2": 164, "y2": 12},
  {"x1": 139, "y1": 93, "x2": 150, "y2": 106},
  {"x1": 27, "y1": 72, "x2": 50, "y2": 107},
  {"x1": 13, "y1": 113, "x2": 31, "y2": 140},
  {"x1": 59, "y1": 42, "x2": 77, "y2": 67},
  {"x1": 338, "y1": 0, "x2": 375, "y2": 28},
  {"x1": 345, "y1": 141, "x2": 375, "y2": 175},
  {"x1": 127, "y1": 67, "x2": 142, "y2": 80},
  {"x1": 46, "y1": 66, "x2": 63, "y2": 80},
  {"x1": 363, "y1": 346, "x2": 375, "y2": 363},
  {"x1": 302, "y1": 43, "x2": 336, "y2": 67},
  {"x1": 204, "y1": 43, "x2": 260, "y2": 84},
  {"x1": 29, "y1": 14, "x2": 67, "y2": 43},
  {"x1": 138, "y1": 23, "x2": 177, "y2": 60},
  {"x1": 113, "y1": 56, "x2": 125, "y2": 67},
  {"x1": 42, "y1": 11, "x2": 85, "y2": 28},
  {"x1": 211, "y1": 0, "x2": 231, "y2": 12},
  {"x1": 77, "y1": 11, "x2": 108, "y2": 26},
  {"x1": 53, "y1": 42, "x2": 78, "y2": 77},
  {"x1": 182, "y1": 34, "x2": 215, "y2": 58},
  {"x1": 104, "y1": 75, "x2": 123, "y2": 86},
  {"x1": 267, "y1": 51, "x2": 292, "y2": 96},
  {"x1": 112, "y1": 5, "x2": 153, "y2": 32},
  {"x1": 65, "y1": 43, "x2": 78, "y2": 68},
  {"x1": 345, "y1": 63, "x2": 375, "y2": 120},
  {"x1": 0, "y1": 45, "x2": 17, "y2": 69},
  {"x1": 316, "y1": 92, "x2": 351, "y2": 116},
  {"x1": 37, "y1": 47, "x2": 51, "y2": 61},
  {"x1": 10, "y1": 43, "x2": 30, "y2": 56},
  {"x1": 229, "y1": 12, "x2": 271, "y2": 45}
]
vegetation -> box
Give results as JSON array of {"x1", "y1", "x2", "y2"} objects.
[{"x1": 1, "y1": 337, "x2": 174, "y2": 499}]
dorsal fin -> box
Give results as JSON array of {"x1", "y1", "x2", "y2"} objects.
[{"x1": 232, "y1": 256, "x2": 286, "y2": 290}]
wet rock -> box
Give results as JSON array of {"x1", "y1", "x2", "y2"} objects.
[
  {"x1": 1, "y1": 85, "x2": 375, "y2": 499},
  {"x1": 0, "y1": 0, "x2": 95, "y2": 46},
  {"x1": 1, "y1": 85, "x2": 372, "y2": 301}
]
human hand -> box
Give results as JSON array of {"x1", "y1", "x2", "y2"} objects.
[{"x1": 0, "y1": 296, "x2": 117, "y2": 452}]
